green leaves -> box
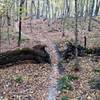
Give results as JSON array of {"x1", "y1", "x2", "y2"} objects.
[
  {"x1": 0, "y1": 0, "x2": 12, "y2": 15},
  {"x1": 94, "y1": 67, "x2": 100, "y2": 73},
  {"x1": 89, "y1": 77, "x2": 100, "y2": 90},
  {"x1": 67, "y1": 74, "x2": 79, "y2": 81},
  {"x1": 14, "y1": 75, "x2": 23, "y2": 84},
  {"x1": 15, "y1": 6, "x2": 27, "y2": 19},
  {"x1": 58, "y1": 74, "x2": 78, "y2": 91},
  {"x1": 61, "y1": 96, "x2": 69, "y2": 100},
  {"x1": 16, "y1": 7, "x2": 27, "y2": 15},
  {"x1": 58, "y1": 75, "x2": 73, "y2": 91}
]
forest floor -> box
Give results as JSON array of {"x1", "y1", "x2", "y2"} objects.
[{"x1": 0, "y1": 17, "x2": 100, "y2": 100}]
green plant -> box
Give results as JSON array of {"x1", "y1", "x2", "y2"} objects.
[
  {"x1": 61, "y1": 96, "x2": 69, "y2": 100},
  {"x1": 94, "y1": 67, "x2": 100, "y2": 73},
  {"x1": 67, "y1": 74, "x2": 79, "y2": 81},
  {"x1": 14, "y1": 75, "x2": 23, "y2": 83},
  {"x1": 85, "y1": 48, "x2": 93, "y2": 54},
  {"x1": 58, "y1": 74, "x2": 78, "y2": 91},
  {"x1": 48, "y1": 29, "x2": 53, "y2": 32},
  {"x1": 89, "y1": 78, "x2": 100, "y2": 90},
  {"x1": 57, "y1": 75, "x2": 73, "y2": 91}
]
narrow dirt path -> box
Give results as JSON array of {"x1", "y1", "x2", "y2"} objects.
[
  {"x1": 47, "y1": 43, "x2": 60, "y2": 100},
  {"x1": 16, "y1": 20, "x2": 64, "y2": 99},
  {"x1": 47, "y1": 42, "x2": 65, "y2": 100}
]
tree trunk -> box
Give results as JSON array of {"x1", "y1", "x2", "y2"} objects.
[
  {"x1": 88, "y1": 0, "x2": 95, "y2": 31},
  {"x1": 85, "y1": 0, "x2": 89, "y2": 21},
  {"x1": 74, "y1": 0, "x2": 79, "y2": 71},
  {"x1": 25, "y1": 0, "x2": 27, "y2": 16},
  {"x1": 36, "y1": 0, "x2": 40, "y2": 19},
  {"x1": 95, "y1": 1, "x2": 100, "y2": 16},
  {"x1": 6, "y1": 9, "x2": 10, "y2": 45},
  {"x1": 18, "y1": 0, "x2": 25, "y2": 47},
  {"x1": 0, "y1": 17, "x2": 2, "y2": 53}
]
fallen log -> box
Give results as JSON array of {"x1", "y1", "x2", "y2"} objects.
[
  {"x1": 62, "y1": 42, "x2": 100, "y2": 60},
  {"x1": 62, "y1": 42, "x2": 85, "y2": 60},
  {"x1": 0, "y1": 45, "x2": 51, "y2": 68}
]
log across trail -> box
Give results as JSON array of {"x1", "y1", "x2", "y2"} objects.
[{"x1": 0, "y1": 45, "x2": 51, "y2": 67}]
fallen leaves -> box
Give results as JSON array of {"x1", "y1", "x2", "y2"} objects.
[{"x1": 0, "y1": 63, "x2": 51, "y2": 99}]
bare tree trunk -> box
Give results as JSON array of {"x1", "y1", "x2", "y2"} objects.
[
  {"x1": 25, "y1": 0, "x2": 27, "y2": 16},
  {"x1": 61, "y1": 14, "x2": 65, "y2": 37},
  {"x1": 41, "y1": 0, "x2": 46, "y2": 18},
  {"x1": 84, "y1": 36, "x2": 87, "y2": 48},
  {"x1": 6, "y1": 9, "x2": 10, "y2": 45},
  {"x1": 74, "y1": 0, "x2": 79, "y2": 71},
  {"x1": 85, "y1": 0, "x2": 89, "y2": 21},
  {"x1": 16, "y1": 0, "x2": 19, "y2": 21},
  {"x1": 95, "y1": 0, "x2": 100, "y2": 16},
  {"x1": 31, "y1": 0, "x2": 36, "y2": 18},
  {"x1": 51, "y1": 4, "x2": 55, "y2": 20},
  {"x1": 88, "y1": 0, "x2": 95, "y2": 31},
  {"x1": 30, "y1": 0, "x2": 33, "y2": 33},
  {"x1": 36, "y1": 0, "x2": 40, "y2": 19},
  {"x1": 18, "y1": 0, "x2": 25, "y2": 47},
  {"x1": 0, "y1": 17, "x2": 2, "y2": 52},
  {"x1": 47, "y1": 0, "x2": 51, "y2": 26}
]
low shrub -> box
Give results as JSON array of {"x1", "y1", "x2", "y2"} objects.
[
  {"x1": 89, "y1": 77, "x2": 100, "y2": 90},
  {"x1": 61, "y1": 96, "x2": 69, "y2": 100},
  {"x1": 58, "y1": 75, "x2": 73, "y2": 91},
  {"x1": 67, "y1": 74, "x2": 79, "y2": 81},
  {"x1": 94, "y1": 67, "x2": 100, "y2": 73},
  {"x1": 14, "y1": 75, "x2": 23, "y2": 84}
]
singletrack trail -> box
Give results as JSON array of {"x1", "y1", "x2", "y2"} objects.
[{"x1": 16, "y1": 19, "x2": 71, "y2": 99}]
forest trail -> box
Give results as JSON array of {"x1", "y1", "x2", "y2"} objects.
[{"x1": 15, "y1": 19, "x2": 67, "y2": 99}]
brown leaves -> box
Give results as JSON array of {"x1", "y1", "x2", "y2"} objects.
[{"x1": 0, "y1": 64, "x2": 51, "y2": 99}]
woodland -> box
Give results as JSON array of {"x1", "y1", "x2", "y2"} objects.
[{"x1": 0, "y1": 0, "x2": 100, "y2": 100}]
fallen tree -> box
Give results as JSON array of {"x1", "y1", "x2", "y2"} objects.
[
  {"x1": 62, "y1": 42, "x2": 100, "y2": 60},
  {"x1": 0, "y1": 45, "x2": 51, "y2": 68}
]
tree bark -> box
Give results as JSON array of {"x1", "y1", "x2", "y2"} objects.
[
  {"x1": 0, "y1": 17, "x2": 2, "y2": 53},
  {"x1": 88, "y1": 0, "x2": 95, "y2": 31},
  {"x1": 74, "y1": 0, "x2": 79, "y2": 71},
  {"x1": 18, "y1": 0, "x2": 25, "y2": 47},
  {"x1": 0, "y1": 45, "x2": 50, "y2": 67}
]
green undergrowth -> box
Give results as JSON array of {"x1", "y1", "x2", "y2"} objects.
[
  {"x1": 14, "y1": 75, "x2": 23, "y2": 84},
  {"x1": 93, "y1": 66, "x2": 100, "y2": 73},
  {"x1": 61, "y1": 96, "x2": 69, "y2": 100},
  {"x1": 89, "y1": 77, "x2": 100, "y2": 90},
  {"x1": 57, "y1": 74, "x2": 79, "y2": 91}
]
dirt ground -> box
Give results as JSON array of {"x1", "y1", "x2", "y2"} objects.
[{"x1": 0, "y1": 17, "x2": 100, "y2": 99}]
